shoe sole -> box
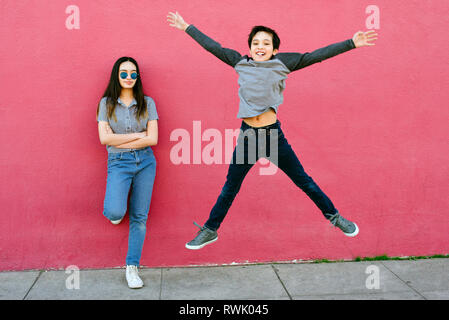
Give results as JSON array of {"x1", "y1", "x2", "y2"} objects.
[
  {"x1": 185, "y1": 236, "x2": 218, "y2": 250},
  {"x1": 344, "y1": 223, "x2": 359, "y2": 237},
  {"x1": 111, "y1": 218, "x2": 123, "y2": 225},
  {"x1": 126, "y1": 277, "x2": 144, "y2": 289}
]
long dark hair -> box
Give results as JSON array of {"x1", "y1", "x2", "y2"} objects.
[{"x1": 97, "y1": 56, "x2": 147, "y2": 122}]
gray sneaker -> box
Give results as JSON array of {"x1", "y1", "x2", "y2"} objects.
[
  {"x1": 326, "y1": 212, "x2": 359, "y2": 237},
  {"x1": 185, "y1": 222, "x2": 218, "y2": 250}
]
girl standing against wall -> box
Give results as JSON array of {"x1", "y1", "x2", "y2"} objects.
[{"x1": 96, "y1": 57, "x2": 158, "y2": 288}]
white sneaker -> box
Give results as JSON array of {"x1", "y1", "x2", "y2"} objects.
[
  {"x1": 126, "y1": 265, "x2": 144, "y2": 289},
  {"x1": 110, "y1": 218, "x2": 123, "y2": 225}
]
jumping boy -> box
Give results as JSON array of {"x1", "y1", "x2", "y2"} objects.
[{"x1": 167, "y1": 11, "x2": 378, "y2": 249}]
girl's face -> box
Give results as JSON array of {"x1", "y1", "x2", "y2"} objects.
[
  {"x1": 118, "y1": 61, "x2": 138, "y2": 89},
  {"x1": 250, "y1": 31, "x2": 279, "y2": 62}
]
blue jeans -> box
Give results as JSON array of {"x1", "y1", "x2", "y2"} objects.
[
  {"x1": 102, "y1": 147, "x2": 156, "y2": 266},
  {"x1": 204, "y1": 120, "x2": 338, "y2": 231}
]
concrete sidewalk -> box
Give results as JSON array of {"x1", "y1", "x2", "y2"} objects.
[{"x1": 1, "y1": 258, "x2": 448, "y2": 300}]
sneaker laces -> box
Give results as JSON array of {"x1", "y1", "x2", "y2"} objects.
[
  {"x1": 193, "y1": 221, "x2": 204, "y2": 232},
  {"x1": 327, "y1": 213, "x2": 347, "y2": 228},
  {"x1": 127, "y1": 265, "x2": 140, "y2": 281},
  {"x1": 329, "y1": 213, "x2": 340, "y2": 227},
  {"x1": 192, "y1": 221, "x2": 212, "y2": 240},
  {"x1": 328, "y1": 213, "x2": 354, "y2": 233}
]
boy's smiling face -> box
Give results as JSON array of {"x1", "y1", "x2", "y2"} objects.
[{"x1": 250, "y1": 31, "x2": 279, "y2": 61}]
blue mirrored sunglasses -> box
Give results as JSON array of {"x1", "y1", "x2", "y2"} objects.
[{"x1": 119, "y1": 71, "x2": 138, "y2": 80}]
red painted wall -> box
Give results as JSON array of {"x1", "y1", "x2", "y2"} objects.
[{"x1": 1, "y1": 0, "x2": 448, "y2": 271}]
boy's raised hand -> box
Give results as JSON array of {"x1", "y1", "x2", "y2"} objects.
[
  {"x1": 167, "y1": 11, "x2": 189, "y2": 31},
  {"x1": 352, "y1": 30, "x2": 378, "y2": 48}
]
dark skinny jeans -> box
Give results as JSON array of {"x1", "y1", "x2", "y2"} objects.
[{"x1": 204, "y1": 120, "x2": 338, "y2": 231}]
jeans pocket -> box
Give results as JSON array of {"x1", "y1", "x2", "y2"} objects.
[
  {"x1": 107, "y1": 152, "x2": 122, "y2": 164},
  {"x1": 143, "y1": 147, "x2": 154, "y2": 158}
]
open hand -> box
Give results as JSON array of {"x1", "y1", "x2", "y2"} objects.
[
  {"x1": 352, "y1": 30, "x2": 378, "y2": 48},
  {"x1": 167, "y1": 11, "x2": 189, "y2": 31}
]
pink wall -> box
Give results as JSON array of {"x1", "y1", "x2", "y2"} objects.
[{"x1": 1, "y1": 0, "x2": 448, "y2": 271}]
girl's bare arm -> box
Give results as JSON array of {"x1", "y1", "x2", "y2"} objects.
[
  {"x1": 115, "y1": 120, "x2": 158, "y2": 149},
  {"x1": 98, "y1": 121, "x2": 146, "y2": 146}
]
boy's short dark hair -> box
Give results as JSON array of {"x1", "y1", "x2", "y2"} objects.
[{"x1": 248, "y1": 26, "x2": 281, "y2": 50}]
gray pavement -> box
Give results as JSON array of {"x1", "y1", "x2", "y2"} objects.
[{"x1": 1, "y1": 258, "x2": 448, "y2": 300}]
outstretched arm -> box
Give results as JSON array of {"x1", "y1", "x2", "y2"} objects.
[
  {"x1": 277, "y1": 30, "x2": 378, "y2": 72},
  {"x1": 167, "y1": 11, "x2": 242, "y2": 67}
]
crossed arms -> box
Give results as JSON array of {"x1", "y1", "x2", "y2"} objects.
[{"x1": 98, "y1": 120, "x2": 158, "y2": 149}]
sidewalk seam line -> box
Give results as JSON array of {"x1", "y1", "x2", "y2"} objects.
[
  {"x1": 271, "y1": 264, "x2": 292, "y2": 300},
  {"x1": 22, "y1": 270, "x2": 43, "y2": 300},
  {"x1": 380, "y1": 261, "x2": 427, "y2": 300},
  {"x1": 159, "y1": 268, "x2": 163, "y2": 300}
]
